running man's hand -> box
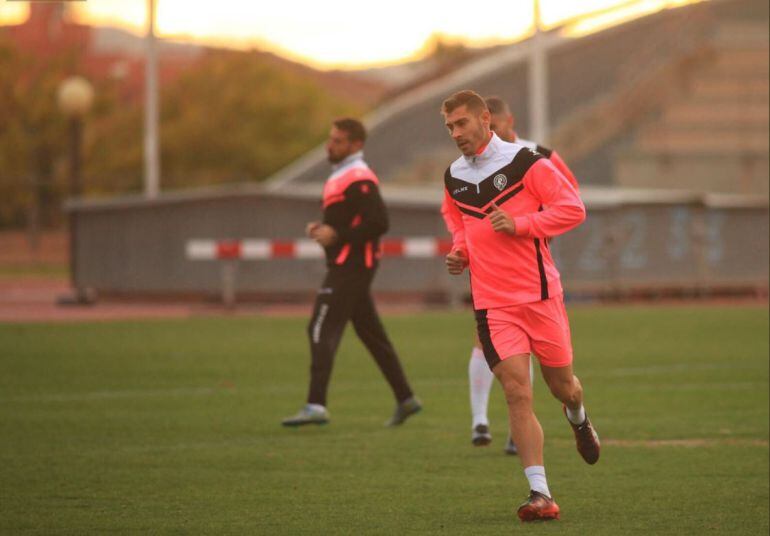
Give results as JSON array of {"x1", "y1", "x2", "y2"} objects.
[
  {"x1": 305, "y1": 221, "x2": 322, "y2": 238},
  {"x1": 310, "y1": 224, "x2": 338, "y2": 247},
  {"x1": 489, "y1": 203, "x2": 516, "y2": 235},
  {"x1": 446, "y1": 248, "x2": 468, "y2": 275}
]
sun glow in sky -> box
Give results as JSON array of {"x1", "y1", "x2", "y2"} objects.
[{"x1": 0, "y1": 0, "x2": 707, "y2": 69}]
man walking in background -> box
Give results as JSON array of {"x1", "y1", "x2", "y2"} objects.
[
  {"x1": 452, "y1": 96, "x2": 580, "y2": 455},
  {"x1": 440, "y1": 90, "x2": 599, "y2": 522},
  {"x1": 282, "y1": 118, "x2": 422, "y2": 428}
]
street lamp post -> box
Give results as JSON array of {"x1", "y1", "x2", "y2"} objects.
[
  {"x1": 57, "y1": 76, "x2": 94, "y2": 196},
  {"x1": 57, "y1": 75, "x2": 94, "y2": 304}
]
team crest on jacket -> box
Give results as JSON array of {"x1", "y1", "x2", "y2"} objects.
[{"x1": 493, "y1": 174, "x2": 507, "y2": 191}]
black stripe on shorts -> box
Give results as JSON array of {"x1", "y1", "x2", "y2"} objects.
[{"x1": 474, "y1": 309, "x2": 502, "y2": 370}]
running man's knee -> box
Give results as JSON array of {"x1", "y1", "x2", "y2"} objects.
[
  {"x1": 502, "y1": 383, "x2": 532, "y2": 412},
  {"x1": 497, "y1": 368, "x2": 533, "y2": 410}
]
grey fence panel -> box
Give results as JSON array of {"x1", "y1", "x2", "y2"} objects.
[
  {"x1": 549, "y1": 208, "x2": 616, "y2": 293},
  {"x1": 69, "y1": 189, "x2": 768, "y2": 300},
  {"x1": 702, "y1": 207, "x2": 769, "y2": 286},
  {"x1": 611, "y1": 203, "x2": 703, "y2": 289}
]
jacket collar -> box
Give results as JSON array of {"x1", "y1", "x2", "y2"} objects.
[{"x1": 463, "y1": 132, "x2": 501, "y2": 166}]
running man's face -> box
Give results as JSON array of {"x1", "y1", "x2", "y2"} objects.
[
  {"x1": 489, "y1": 112, "x2": 516, "y2": 143},
  {"x1": 326, "y1": 126, "x2": 362, "y2": 164},
  {"x1": 444, "y1": 105, "x2": 491, "y2": 157}
]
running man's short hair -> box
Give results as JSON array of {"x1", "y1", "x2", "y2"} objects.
[
  {"x1": 441, "y1": 90, "x2": 488, "y2": 115},
  {"x1": 485, "y1": 96, "x2": 511, "y2": 116},
  {"x1": 333, "y1": 118, "x2": 367, "y2": 143}
]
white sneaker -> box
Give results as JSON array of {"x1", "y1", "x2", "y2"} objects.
[{"x1": 281, "y1": 404, "x2": 330, "y2": 427}]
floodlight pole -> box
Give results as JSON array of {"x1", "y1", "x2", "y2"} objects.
[
  {"x1": 529, "y1": 0, "x2": 549, "y2": 143},
  {"x1": 144, "y1": 0, "x2": 160, "y2": 198}
]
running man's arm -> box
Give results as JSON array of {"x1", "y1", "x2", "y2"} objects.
[
  {"x1": 332, "y1": 180, "x2": 389, "y2": 244},
  {"x1": 512, "y1": 160, "x2": 586, "y2": 239},
  {"x1": 441, "y1": 188, "x2": 467, "y2": 254}
]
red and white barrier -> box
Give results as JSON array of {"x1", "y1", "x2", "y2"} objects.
[{"x1": 186, "y1": 237, "x2": 453, "y2": 261}]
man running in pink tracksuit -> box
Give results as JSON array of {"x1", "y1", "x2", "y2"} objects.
[
  {"x1": 440, "y1": 90, "x2": 600, "y2": 522},
  {"x1": 451, "y1": 96, "x2": 581, "y2": 455}
]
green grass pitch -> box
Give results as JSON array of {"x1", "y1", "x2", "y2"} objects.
[{"x1": 1, "y1": 305, "x2": 767, "y2": 534}]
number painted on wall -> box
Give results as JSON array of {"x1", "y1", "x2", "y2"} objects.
[
  {"x1": 706, "y1": 212, "x2": 725, "y2": 265},
  {"x1": 578, "y1": 222, "x2": 607, "y2": 272},
  {"x1": 619, "y1": 211, "x2": 648, "y2": 270},
  {"x1": 667, "y1": 207, "x2": 691, "y2": 261}
]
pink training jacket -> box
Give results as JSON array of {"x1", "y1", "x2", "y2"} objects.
[
  {"x1": 441, "y1": 133, "x2": 585, "y2": 309},
  {"x1": 321, "y1": 151, "x2": 389, "y2": 269}
]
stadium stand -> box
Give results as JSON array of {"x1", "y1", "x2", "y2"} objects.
[
  {"x1": 266, "y1": 0, "x2": 768, "y2": 193},
  {"x1": 614, "y1": 18, "x2": 768, "y2": 194}
]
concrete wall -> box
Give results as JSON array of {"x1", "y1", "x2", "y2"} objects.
[{"x1": 68, "y1": 187, "x2": 769, "y2": 302}]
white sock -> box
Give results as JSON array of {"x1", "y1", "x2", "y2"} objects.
[
  {"x1": 468, "y1": 346, "x2": 494, "y2": 428},
  {"x1": 524, "y1": 465, "x2": 551, "y2": 498},
  {"x1": 566, "y1": 404, "x2": 586, "y2": 425},
  {"x1": 306, "y1": 403, "x2": 326, "y2": 413}
]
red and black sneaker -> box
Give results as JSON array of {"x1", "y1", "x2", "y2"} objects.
[
  {"x1": 517, "y1": 491, "x2": 560, "y2": 522},
  {"x1": 564, "y1": 405, "x2": 601, "y2": 465}
]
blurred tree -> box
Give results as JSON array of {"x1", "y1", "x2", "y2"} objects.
[
  {"x1": 0, "y1": 43, "x2": 368, "y2": 228},
  {"x1": 0, "y1": 36, "x2": 69, "y2": 229},
  {"x1": 86, "y1": 50, "x2": 365, "y2": 192},
  {"x1": 0, "y1": 36, "x2": 117, "y2": 230}
]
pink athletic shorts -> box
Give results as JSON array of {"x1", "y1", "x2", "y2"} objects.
[{"x1": 474, "y1": 294, "x2": 573, "y2": 369}]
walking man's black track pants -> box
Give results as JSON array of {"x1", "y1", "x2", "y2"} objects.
[{"x1": 306, "y1": 266, "x2": 413, "y2": 407}]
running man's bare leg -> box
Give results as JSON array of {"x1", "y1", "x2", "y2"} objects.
[
  {"x1": 539, "y1": 363, "x2": 583, "y2": 411},
  {"x1": 493, "y1": 354, "x2": 544, "y2": 468},
  {"x1": 540, "y1": 362, "x2": 600, "y2": 464}
]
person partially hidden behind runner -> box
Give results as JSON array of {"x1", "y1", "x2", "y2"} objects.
[
  {"x1": 440, "y1": 90, "x2": 600, "y2": 522},
  {"x1": 282, "y1": 118, "x2": 422, "y2": 428}
]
